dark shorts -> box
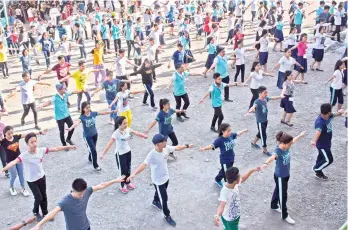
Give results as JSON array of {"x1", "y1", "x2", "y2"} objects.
[
  {"x1": 259, "y1": 51, "x2": 268, "y2": 65},
  {"x1": 280, "y1": 95, "x2": 296, "y2": 113},
  {"x1": 274, "y1": 29, "x2": 284, "y2": 42},
  {"x1": 312, "y1": 48, "x2": 324, "y2": 62}
]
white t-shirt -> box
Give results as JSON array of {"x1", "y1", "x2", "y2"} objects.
[
  {"x1": 250, "y1": 70, "x2": 264, "y2": 89},
  {"x1": 278, "y1": 56, "x2": 296, "y2": 73},
  {"x1": 144, "y1": 145, "x2": 176, "y2": 185},
  {"x1": 116, "y1": 90, "x2": 130, "y2": 113},
  {"x1": 250, "y1": 0, "x2": 257, "y2": 11},
  {"x1": 27, "y1": 8, "x2": 34, "y2": 18},
  {"x1": 149, "y1": 30, "x2": 161, "y2": 46},
  {"x1": 115, "y1": 56, "x2": 127, "y2": 76},
  {"x1": 227, "y1": 17, "x2": 234, "y2": 31},
  {"x1": 15, "y1": 8, "x2": 22, "y2": 16},
  {"x1": 60, "y1": 41, "x2": 71, "y2": 55},
  {"x1": 111, "y1": 128, "x2": 132, "y2": 155},
  {"x1": 334, "y1": 10, "x2": 342, "y2": 26},
  {"x1": 331, "y1": 69, "x2": 343, "y2": 89},
  {"x1": 287, "y1": 34, "x2": 297, "y2": 46},
  {"x1": 315, "y1": 33, "x2": 325, "y2": 50},
  {"x1": 219, "y1": 184, "x2": 241, "y2": 221},
  {"x1": 17, "y1": 80, "x2": 37, "y2": 105},
  {"x1": 259, "y1": 37, "x2": 269, "y2": 52},
  {"x1": 146, "y1": 44, "x2": 158, "y2": 61},
  {"x1": 144, "y1": 14, "x2": 152, "y2": 26},
  {"x1": 18, "y1": 147, "x2": 48, "y2": 182},
  {"x1": 235, "y1": 48, "x2": 245, "y2": 65},
  {"x1": 194, "y1": 13, "x2": 203, "y2": 25}
]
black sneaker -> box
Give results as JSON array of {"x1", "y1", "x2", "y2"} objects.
[
  {"x1": 142, "y1": 102, "x2": 149, "y2": 106},
  {"x1": 21, "y1": 120, "x2": 25, "y2": 125},
  {"x1": 34, "y1": 213, "x2": 42, "y2": 222},
  {"x1": 177, "y1": 117, "x2": 185, "y2": 122},
  {"x1": 66, "y1": 140, "x2": 75, "y2": 146},
  {"x1": 182, "y1": 114, "x2": 190, "y2": 119},
  {"x1": 224, "y1": 99, "x2": 233, "y2": 102},
  {"x1": 315, "y1": 171, "x2": 329, "y2": 180},
  {"x1": 5, "y1": 172, "x2": 10, "y2": 178},
  {"x1": 164, "y1": 216, "x2": 176, "y2": 227},
  {"x1": 152, "y1": 200, "x2": 162, "y2": 210},
  {"x1": 128, "y1": 96, "x2": 135, "y2": 99},
  {"x1": 34, "y1": 125, "x2": 41, "y2": 130},
  {"x1": 210, "y1": 126, "x2": 218, "y2": 132}
]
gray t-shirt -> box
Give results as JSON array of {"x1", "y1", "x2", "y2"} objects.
[
  {"x1": 58, "y1": 187, "x2": 93, "y2": 230},
  {"x1": 17, "y1": 80, "x2": 37, "y2": 105},
  {"x1": 77, "y1": 28, "x2": 85, "y2": 44}
]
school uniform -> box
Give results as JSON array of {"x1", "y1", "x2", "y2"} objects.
[
  {"x1": 249, "y1": 71, "x2": 264, "y2": 108},
  {"x1": 295, "y1": 42, "x2": 307, "y2": 73},
  {"x1": 271, "y1": 147, "x2": 291, "y2": 220},
  {"x1": 280, "y1": 81, "x2": 296, "y2": 113},
  {"x1": 172, "y1": 71, "x2": 190, "y2": 118},
  {"x1": 330, "y1": 70, "x2": 344, "y2": 106},
  {"x1": 294, "y1": 8, "x2": 303, "y2": 34},
  {"x1": 287, "y1": 34, "x2": 297, "y2": 59},
  {"x1": 274, "y1": 22, "x2": 284, "y2": 42},
  {"x1": 277, "y1": 56, "x2": 296, "y2": 89},
  {"x1": 205, "y1": 44, "x2": 217, "y2": 68},
  {"x1": 312, "y1": 33, "x2": 325, "y2": 62},
  {"x1": 259, "y1": 37, "x2": 269, "y2": 65},
  {"x1": 179, "y1": 36, "x2": 194, "y2": 64},
  {"x1": 210, "y1": 83, "x2": 229, "y2": 129},
  {"x1": 156, "y1": 108, "x2": 178, "y2": 147},
  {"x1": 313, "y1": 114, "x2": 335, "y2": 173},
  {"x1": 212, "y1": 132, "x2": 238, "y2": 182},
  {"x1": 234, "y1": 48, "x2": 246, "y2": 82},
  {"x1": 254, "y1": 97, "x2": 270, "y2": 147},
  {"x1": 213, "y1": 55, "x2": 230, "y2": 100}
]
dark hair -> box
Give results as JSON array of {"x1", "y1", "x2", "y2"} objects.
[
  {"x1": 81, "y1": 101, "x2": 90, "y2": 115},
  {"x1": 251, "y1": 61, "x2": 260, "y2": 71},
  {"x1": 25, "y1": 132, "x2": 37, "y2": 143},
  {"x1": 225, "y1": 166, "x2": 240, "y2": 184},
  {"x1": 258, "y1": 86, "x2": 267, "y2": 94},
  {"x1": 22, "y1": 71, "x2": 30, "y2": 78},
  {"x1": 106, "y1": 69, "x2": 113, "y2": 77},
  {"x1": 319, "y1": 26, "x2": 325, "y2": 32},
  {"x1": 237, "y1": 40, "x2": 243, "y2": 46},
  {"x1": 114, "y1": 116, "x2": 126, "y2": 130},
  {"x1": 289, "y1": 27, "x2": 296, "y2": 34},
  {"x1": 119, "y1": 49, "x2": 125, "y2": 54},
  {"x1": 149, "y1": 37, "x2": 155, "y2": 42},
  {"x1": 320, "y1": 103, "x2": 332, "y2": 115},
  {"x1": 72, "y1": 178, "x2": 87, "y2": 192},
  {"x1": 332, "y1": 1, "x2": 337, "y2": 5},
  {"x1": 58, "y1": 55, "x2": 65, "y2": 61},
  {"x1": 283, "y1": 70, "x2": 292, "y2": 82},
  {"x1": 175, "y1": 63, "x2": 182, "y2": 70},
  {"x1": 3, "y1": 125, "x2": 13, "y2": 136},
  {"x1": 277, "y1": 15, "x2": 283, "y2": 22},
  {"x1": 334, "y1": 60, "x2": 344, "y2": 71},
  {"x1": 213, "y1": 73, "x2": 221, "y2": 79},
  {"x1": 320, "y1": 0, "x2": 325, "y2": 4},
  {"x1": 300, "y1": 33, "x2": 307, "y2": 41},
  {"x1": 177, "y1": 43, "x2": 183, "y2": 48},
  {"x1": 75, "y1": 23, "x2": 80, "y2": 28},
  {"x1": 261, "y1": 29, "x2": 268, "y2": 37},
  {"x1": 212, "y1": 24, "x2": 218, "y2": 29},
  {"x1": 78, "y1": 60, "x2": 85, "y2": 66},
  {"x1": 324, "y1": 5, "x2": 330, "y2": 10},
  {"x1": 298, "y1": 2, "x2": 303, "y2": 6},
  {"x1": 119, "y1": 82, "x2": 127, "y2": 89},
  {"x1": 276, "y1": 131, "x2": 293, "y2": 144},
  {"x1": 218, "y1": 123, "x2": 231, "y2": 137},
  {"x1": 259, "y1": 20, "x2": 266, "y2": 28},
  {"x1": 22, "y1": 48, "x2": 28, "y2": 56},
  {"x1": 159, "y1": 98, "x2": 170, "y2": 110},
  {"x1": 284, "y1": 48, "x2": 290, "y2": 53}
]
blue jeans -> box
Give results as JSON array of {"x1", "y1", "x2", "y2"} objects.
[
  {"x1": 107, "y1": 98, "x2": 117, "y2": 120},
  {"x1": 9, "y1": 162, "x2": 25, "y2": 188},
  {"x1": 143, "y1": 83, "x2": 155, "y2": 107},
  {"x1": 42, "y1": 50, "x2": 50, "y2": 67},
  {"x1": 79, "y1": 43, "x2": 87, "y2": 58}
]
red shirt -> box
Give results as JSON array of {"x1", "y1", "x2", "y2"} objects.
[
  {"x1": 234, "y1": 33, "x2": 244, "y2": 49},
  {"x1": 11, "y1": 33, "x2": 18, "y2": 43},
  {"x1": 52, "y1": 63, "x2": 71, "y2": 81},
  {"x1": 297, "y1": 41, "x2": 307, "y2": 57},
  {"x1": 204, "y1": 18, "x2": 211, "y2": 33}
]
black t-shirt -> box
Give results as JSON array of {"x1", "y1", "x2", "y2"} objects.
[{"x1": 0, "y1": 134, "x2": 21, "y2": 163}]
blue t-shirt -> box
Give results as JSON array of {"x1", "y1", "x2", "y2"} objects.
[
  {"x1": 212, "y1": 133, "x2": 238, "y2": 163},
  {"x1": 274, "y1": 147, "x2": 291, "y2": 178},
  {"x1": 172, "y1": 50, "x2": 185, "y2": 66},
  {"x1": 215, "y1": 56, "x2": 228, "y2": 78},
  {"x1": 58, "y1": 187, "x2": 93, "y2": 230},
  {"x1": 102, "y1": 79, "x2": 119, "y2": 102},
  {"x1": 80, "y1": 112, "x2": 99, "y2": 137},
  {"x1": 155, "y1": 108, "x2": 175, "y2": 137},
  {"x1": 315, "y1": 114, "x2": 334, "y2": 149},
  {"x1": 52, "y1": 92, "x2": 72, "y2": 120},
  {"x1": 254, "y1": 97, "x2": 270, "y2": 123}
]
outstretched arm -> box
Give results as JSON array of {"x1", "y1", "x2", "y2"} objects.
[
  {"x1": 92, "y1": 175, "x2": 125, "y2": 192},
  {"x1": 66, "y1": 119, "x2": 81, "y2": 132},
  {"x1": 146, "y1": 120, "x2": 158, "y2": 133},
  {"x1": 175, "y1": 144, "x2": 194, "y2": 151},
  {"x1": 199, "y1": 91, "x2": 210, "y2": 104},
  {"x1": 199, "y1": 144, "x2": 213, "y2": 152},
  {"x1": 1, "y1": 158, "x2": 20, "y2": 173},
  {"x1": 241, "y1": 167, "x2": 260, "y2": 183},
  {"x1": 127, "y1": 163, "x2": 147, "y2": 181},
  {"x1": 100, "y1": 138, "x2": 115, "y2": 159},
  {"x1": 130, "y1": 129, "x2": 148, "y2": 139},
  {"x1": 47, "y1": 145, "x2": 76, "y2": 152},
  {"x1": 237, "y1": 129, "x2": 248, "y2": 136},
  {"x1": 292, "y1": 131, "x2": 305, "y2": 144}
]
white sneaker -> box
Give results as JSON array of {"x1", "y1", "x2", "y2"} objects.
[
  {"x1": 272, "y1": 207, "x2": 281, "y2": 213},
  {"x1": 284, "y1": 215, "x2": 295, "y2": 224},
  {"x1": 21, "y1": 188, "x2": 30, "y2": 197},
  {"x1": 9, "y1": 188, "x2": 17, "y2": 196}
]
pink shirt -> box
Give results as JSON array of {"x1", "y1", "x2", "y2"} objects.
[
  {"x1": 297, "y1": 41, "x2": 307, "y2": 57},
  {"x1": 0, "y1": 120, "x2": 5, "y2": 140}
]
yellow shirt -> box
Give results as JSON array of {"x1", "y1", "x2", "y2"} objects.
[
  {"x1": 71, "y1": 69, "x2": 88, "y2": 91},
  {"x1": 93, "y1": 46, "x2": 104, "y2": 65},
  {"x1": 0, "y1": 48, "x2": 8, "y2": 62}
]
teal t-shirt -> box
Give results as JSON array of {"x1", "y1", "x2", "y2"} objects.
[
  {"x1": 215, "y1": 55, "x2": 228, "y2": 78},
  {"x1": 52, "y1": 92, "x2": 72, "y2": 120},
  {"x1": 172, "y1": 71, "x2": 189, "y2": 96},
  {"x1": 209, "y1": 82, "x2": 227, "y2": 107}
]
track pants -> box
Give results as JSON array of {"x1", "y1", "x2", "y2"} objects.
[
  {"x1": 22, "y1": 102, "x2": 38, "y2": 126},
  {"x1": 222, "y1": 216, "x2": 240, "y2": 230},
  {"x1": 234, "y1": 64, "x2": 245, "y2": 82},
  {"x1": 84, "y1": 134, "x2": 99, "y2": 169},
  {"x1": 271, "y1": 174, "x2": 290, "y2": 219},
  {"x1": 27, "y1": 175, "x2": 48, "y2": 215},
  {"x1": 313, "y1": 148, "x2": 333, "y2": 173},
  {"x1": 116, "y1": 151, "x2": 131, "y2": 187},
  {"x1": 222, "y1": 76, "x2": 230, "y2": 100},
  {"x1": 174, "y1": 93, "x2": 190, "y2": 118},
  {"x1": 211, "y1": 106, "x2": 224, "y2": 129},
  {"x1": 56, "y1": 116, "x2": 74, "y2": 146},
  {"x1": 256, "y1": 121, "x2": 268, "y2": 147},
  {"x1": 215, "y1": 162, "x2": 234, "y2": 182},
  {"x1": 154, "y1": 180, "x2": 170, "y2": 217},
  {"x1": 167, "y1": 132, "x2": 178, "y2": 148},
  {"x1": 143, "y1": 83, "x2": 155, "y2": 107}
]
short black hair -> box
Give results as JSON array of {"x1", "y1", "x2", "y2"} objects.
[
  {"x1": 75, "y1": 23, "x2": 80, "y2": 28},
  {"x1": 324, "y1": 5, "x2": 330, "y2": 10},
  {"x1": 72, "y1": 178, "x2": 87, "y2": 192},
  {"x1": 175, "y1": 63, "x2": 182, "y2": 70},
  {"x1": 213, "y1": 72, "x2": 221, "y2": 79},
  {"x1": 22, "y1": 71, "x2": 30, "y2": 78},
  {"x1": 119, "y1": 49, "x2": 125, "y2": 54},
  {"x1": 24, "y1": 132, "x2": 37, "y2": 143},
  {"x1": 225, "y1": 167, "x2": 239, "y2": 184},
  {"x1": 3, "y1": 125, "x2": 13, "y2": 136},
  {"x1": 78, "y1": 60, "x2": 85, "y2": 66},
  {"x1": 258, "y1": 86, "x2": 267, "y2": 94},
  {"x1": 58, "y1": 55, "x2": 65, "y2": 61},
  {"x1": 320, "y1": 103, "x2": 332, "y2": 115}
]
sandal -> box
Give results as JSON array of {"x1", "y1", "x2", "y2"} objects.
[
  {"x1": 286, "y1": 121, "x2": 294, "y2": 127},
  {"x1": 316, "y1": 68, "x2": 323, "y2": 72},
  {"x1": 281, "y1": 120, "x2": 287, "y2": 124}
]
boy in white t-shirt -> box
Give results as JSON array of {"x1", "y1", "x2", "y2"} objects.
[
  {"x1": 214, "y1": 166, "x2": 260, "y2": 230},
  {"x1": 127, "y1": 134, "x2": 194, "y2": 227}
]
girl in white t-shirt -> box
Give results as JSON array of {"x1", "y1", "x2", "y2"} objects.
[
  {"x1": 109, "y1": 82, "x2": 144, "y2": 127},
  {"x1": 214, "y1": 166, "x2": 260, "y2": 230},
  {"x1": 326, "y1": 60, "x2": 345, "y2": 111},
  {"x1": 100, "y1": 116, "x2": 147, "y2": 193},
  {"x1": 233, "y1": 41, "x2": 255, "y2": 83}
]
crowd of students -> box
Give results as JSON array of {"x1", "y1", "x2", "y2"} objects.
[{"x1": 0, "y1": 0, "x2": 347, "y2": 229}]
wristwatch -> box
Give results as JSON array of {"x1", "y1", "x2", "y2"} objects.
[{"x1": 22, "y1": 221, "x2": 27, "y2": 226}]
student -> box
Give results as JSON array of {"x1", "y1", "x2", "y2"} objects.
[
  {"x1": 111, "y1": 18, "x2": 122, "y2": 53},
  {"x1": 39, "y1": 83, "x2": 76, "y2": 147},
  {"x1": 200, "y1": 73, "x2": 239, "y2": 132},
  {"x1": 243, "y1": 62, "x2": 274, "y2": 108},
  {"x1": 246, "y1": 86, "x2": 281, "y2": 156},
  {"x1": 66, "y1": 102, "x2": 117, "y2": 171},
  {"x1": 213, "y1": 166, "x2": 260, "y2": 230},
  {"x1": 202, "y1": 38, "x2": 217, "y2": 77},
  {"x1": 310, "y1": 26, "x2": 330, "y2": 71},
  {"x1": 293, "y1": 3, "x2": 304, "y2": 41},
  {"x1": 109, "y1": 82, "x2": 144, "y2": 127},
  {"x1": 199, "y1": 123, "x2": 248, "y2": 187},
  {"x1": 271, "y1": 49, "x2": 303, "y2": 89},
  {"x1": 286, "y1": 27, "x2": 298, "y2": 60},
  {"x1": 30, "y1": 176, "x2": 125, "y2": 230},
  {"x1": 255, "y1": 29, "x2": 276, "y2": 72},
  {"x1": 0, "y1": 41, "x2": 10, "y2": 78},
  {"x1": 167, "y1": 64, "x2": 202, "y2": 122},
  {"x1": 127, "y1": 134, "x2": 194, "y2": 227},
  {"x1": 7, "y1": 72, "x2": 51, "y2": 130},
  {"x1": 100, "y1": 116, "x2": 147, "y2": 193},
  {"x1": 312, "y1": 103, "x2": 343, "y2": 180},
  {"x1": 331, "y1": 4, "x2": 343, "y2": 42},
  {"x1": 129, "y1": 59, "x2": 162, "y2": 110},
  {"x1": 1, "y1": 133, "x2": 75, "y2": 220},
  {"x1": 290, "y1": 33, "x2": 309, "y2": 82},
  {"x1": 273, "y1": 15, "x2": 284, "y2": 51},
  {"x1": 0, "y1": 126, "x2": 48, "y2": 197},
  {"x1": 326, "y1": 60, "x2": 345, "y2": 111},
  {"x1": 114, "y1": 49, "x2": 139, "y2": 90},
  {"x1": 260, "y1": 131, "x2": 305, "y2": 225},
  {"x1": 146, "y1": 98, "x2": 186, "y2": 160},
  {"x1": 91, "y1": 40, "x2": 106, "y2": 86},
  {"x1": 233, "y1": 41, "x2": 255, "y2": 83},
  {"x1": 168, "y1": 43, "x2": 185, "y2": 69}
]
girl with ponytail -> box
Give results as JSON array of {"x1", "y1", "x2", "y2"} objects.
[{"x1": 145, "y1": 99, "x2": 185, "y2": 160}]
